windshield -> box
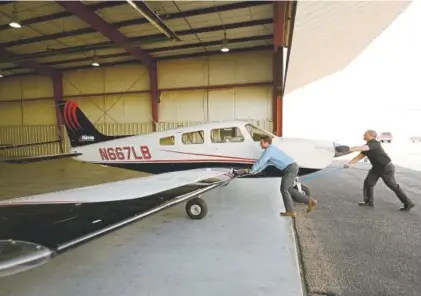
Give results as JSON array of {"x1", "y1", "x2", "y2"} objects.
[{"x1": 245, "y1": 124, "x2": 275, "y2": 142}]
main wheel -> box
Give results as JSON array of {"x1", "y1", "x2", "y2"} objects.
[{"x1": 185, "y1": 198, "x2": 208, "y2": 220}]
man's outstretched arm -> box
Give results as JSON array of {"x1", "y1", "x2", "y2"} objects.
[
  {"x1": 349, "y1": 144, "x2": 370, "y2": 152},
  {"x1": 345, "y1": 153, "x2": 366, "y2": 167},
  {"x1": 249, "y1": 148, "x2": 272, "y2": 174}
]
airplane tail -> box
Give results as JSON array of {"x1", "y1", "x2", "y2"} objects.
[{"x1": 57, "y1": 100, "x2": 122, "y2": 147}]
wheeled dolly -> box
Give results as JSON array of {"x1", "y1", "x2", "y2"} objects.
[{"x1": 185, "y1": 197, "x2": 208, "y2": 220}]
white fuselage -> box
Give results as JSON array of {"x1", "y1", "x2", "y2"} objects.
[{"x1": 69, "y1": 121, "x2": 336, "y2": 175}]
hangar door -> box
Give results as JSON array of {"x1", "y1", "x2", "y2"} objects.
[{"x1": 207, "y1": 87, "x2": 272, "y2": 123}]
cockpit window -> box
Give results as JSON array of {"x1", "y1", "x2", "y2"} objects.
[
  {"x1": 210, "y1": 127, "x2": 244, "y2": 143},
  {"x1": 245, "y1": 124, "x2": 275, "y2": 142}
]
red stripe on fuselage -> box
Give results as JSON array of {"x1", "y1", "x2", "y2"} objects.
[
  {"x1": 159, "y1": 149, "x2": 257, "y2": 161},
  {"x1": 96, "y1": 159, "x2": 256, "y2": 163}
]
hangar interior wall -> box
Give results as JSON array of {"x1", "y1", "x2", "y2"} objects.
[{"x1": 0, "y1": 50, "x2": 273, "y2": 157}]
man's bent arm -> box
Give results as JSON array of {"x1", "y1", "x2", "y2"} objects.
[{"x1": 250, "y1": 148, "x2": 272, "y2": 174}]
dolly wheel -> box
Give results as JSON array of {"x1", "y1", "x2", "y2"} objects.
[{"x1": 185, "y1": 198, "x2": 208, "y2": 220}]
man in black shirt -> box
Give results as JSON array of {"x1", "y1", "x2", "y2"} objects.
[{"x1": 344, "y1": 129, "x2": 415, "y2": 211}]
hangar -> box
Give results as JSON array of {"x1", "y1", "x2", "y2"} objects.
[
  {"x1": 0, "y1": 1, "x2": 414, "y2": 296},
  {"x1": 0, "y1": 0, "x2": 410, "y2": 157}
]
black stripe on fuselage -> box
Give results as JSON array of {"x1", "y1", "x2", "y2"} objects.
[
  {"x1": 92, "y1": 162, "x2": 321, "y2": 177},
  {"x1": 0, "y1": 184, "x2": 209, "y2": 251}
]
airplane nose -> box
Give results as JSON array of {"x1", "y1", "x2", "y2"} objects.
[{"x1": 333, "y1": 142, "x2": 351, "y2": 158}]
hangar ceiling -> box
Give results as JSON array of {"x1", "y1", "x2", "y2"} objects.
[
  {"x1": 0, "y1": 0, "x2": 412, "y2": 94},
  {"x1": 0, "y1": 1, "x2": 274, "y2": 75}
]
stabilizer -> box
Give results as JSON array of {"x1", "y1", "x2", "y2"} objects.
[{"x1": 56, "y1": 100, "x2": 127, "y2": 148}]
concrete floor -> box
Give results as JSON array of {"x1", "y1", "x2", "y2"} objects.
[
  {"x1": 0, "y1": 159, "x2": 304, "y2": 296},
  {"x1": 297, "y1": 155, "x2": 421, "y2": 296}
]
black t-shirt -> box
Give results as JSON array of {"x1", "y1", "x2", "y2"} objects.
[{"x1": 361, "y1": 139, "x2": 391, "y2": 170}]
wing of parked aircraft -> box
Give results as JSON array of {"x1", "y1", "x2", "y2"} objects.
[
  {"x1": 0, "y1": 167, "x2": 235, "y2": 277},
  {"x1": 0, "y1": 140, "x2": 61, "y2": 151}
]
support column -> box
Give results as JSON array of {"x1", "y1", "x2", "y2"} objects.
[
  {"x1": 149, "y1": 61, "x2": 159, "y2": 131},
  {"x1": 272, "y1": 0, "x2": 287, "y2": 136},
  {"x1": 52, "y1": 72, "x2": 64, "y2": 153},
  {"x1": 273, "y1": 48, "x2": 284, "y2": 137}
]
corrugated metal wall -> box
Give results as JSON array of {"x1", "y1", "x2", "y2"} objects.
[{"x1": 0, "y1": 50, "x2": 273, "y2": 157}]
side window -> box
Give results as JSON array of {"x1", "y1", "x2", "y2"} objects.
[
  {"x1": 210, "y1": 127, "x2": 244, "y2": 143},
  {"x1": 160, "y1": 136, "x2": 175, "y2": 146},
  {"x1": 182, "y1": 130, "x2": 204, "y2": 144},
  {"x1": 245, "y1": 124, "x2": 274, "y2": 142}
]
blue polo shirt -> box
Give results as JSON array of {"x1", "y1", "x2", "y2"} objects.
[{"x1": 249, "y1": 144, "x2": 295, "y2": 174}]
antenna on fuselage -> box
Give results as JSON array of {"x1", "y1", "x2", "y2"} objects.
[{"x1": 150, "y1": 117, "x2": 164, "y2": 132}]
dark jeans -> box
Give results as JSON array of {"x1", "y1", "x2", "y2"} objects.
[
  {"x1": 363, "y1": 163, "x2": 413, "y2": 206},
  {"x1": 281, "y1": 162, "x2": 310, "y2": 212}
]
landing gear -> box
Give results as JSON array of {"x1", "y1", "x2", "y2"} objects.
[
  {"x1": 293, "y1": 177, "x2": 311, "y2": 196},
  {"x1": 185, "y1": 197, "x2": 208, "y2": 220}
]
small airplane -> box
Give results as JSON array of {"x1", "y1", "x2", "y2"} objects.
[{"x1": 0, "y1": 99, "x2": 351, "y2": 277}]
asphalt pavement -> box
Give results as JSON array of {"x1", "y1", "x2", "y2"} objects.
[{"x1": 295, "y1": 159, "x2": 421, "y2": 296}]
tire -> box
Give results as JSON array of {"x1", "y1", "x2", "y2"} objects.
[
  {"x1": 300, "y1": 184, "x2": 311, "y2": 196},
  {"x1": 294, "y1": 184, "x2": 311, "y2": 196},
  {"x1": 185, "y1": 198, "x2": 208, "y2": 220}
]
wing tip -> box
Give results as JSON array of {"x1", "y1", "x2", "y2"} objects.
[{"x1": 0, "y1": 240, "x2": 53, "y2": 278}]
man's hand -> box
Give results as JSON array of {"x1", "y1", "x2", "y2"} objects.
[{"x1": 344, "y1": 163, "x2": 351, "y2": 168}]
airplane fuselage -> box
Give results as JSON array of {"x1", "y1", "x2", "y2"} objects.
[{"x1": 70, "y1": 121, "x2": 336, "y2": 178}]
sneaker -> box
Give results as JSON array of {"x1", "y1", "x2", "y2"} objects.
[
  {"x1": 400, "y1": 203, "x2": 415, "y2": 211},
  {"x1": 307, "y1": 199, "x2": 318, "y2": 213},
  {"x1": 280, "y1": 211, "x2": 297, "y2": 217},
  {"x1": 358, "y1": 201, "x2": 374, "y2": 207}
]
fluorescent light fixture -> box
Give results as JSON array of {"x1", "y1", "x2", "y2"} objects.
[
  {"x1": 9, "y1": 10, "x2": 21, "y2": 28},
  {"x1": 91, "y1": 54, "x2": 100, "y2": 66},
  {"x1": 221, "y1": 32, "x2": 229, "y2": 53},
  {"x1": 9, "y1": 21, "x2": 21, "y2": 28}
]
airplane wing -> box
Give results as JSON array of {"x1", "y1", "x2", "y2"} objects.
[
  {"x1": 0, "y1": 140, "x2": 61, "y2": 151},
  {"x1": 0, "y1": 140, "x2": 79, "y2": 164},
  {"x1": 0, "y1": 168, "x2": 236, "y2": 277},
  {"x1": 1, "y1": 152, "x2": 82, "y2": 164}
]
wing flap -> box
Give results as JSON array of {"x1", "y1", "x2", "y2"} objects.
[{"x1": 1, "y1": 152, "x2": 82, "y2": 164}]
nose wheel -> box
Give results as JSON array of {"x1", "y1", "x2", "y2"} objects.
[{"x1": 185, "y1": 197, "x2": 208, "y2": 220}]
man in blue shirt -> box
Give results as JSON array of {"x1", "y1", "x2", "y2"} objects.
[{"x1": 248, "y1": 136, "x2": 317, "y2": 217}]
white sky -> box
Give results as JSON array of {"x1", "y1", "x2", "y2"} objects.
[{"x1": 283, "y1": 0, "x2": 421, "y2": 145}]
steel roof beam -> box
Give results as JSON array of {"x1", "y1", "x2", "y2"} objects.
[
  {"x1": 56, "y1": 1, "x2": 154, "y2": 68},
  {"x1": 0, "y1": 47, "x2": 58, "y2": 77},
  {"x1": 2, "y1": 1, "x2": 267, "y2": 48},
  {"x1": 2, "y1": 35, "x2": 271, "y2": 72},
  {"x1": 4, "y1": 45, "x2": 272, "y2": 78},
  {"x1": 0, "y1": 1, "x2": 125, "y2": 31},
  {"x1": 1, "y1": 18, "x2": 271, "y2": 64}
]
